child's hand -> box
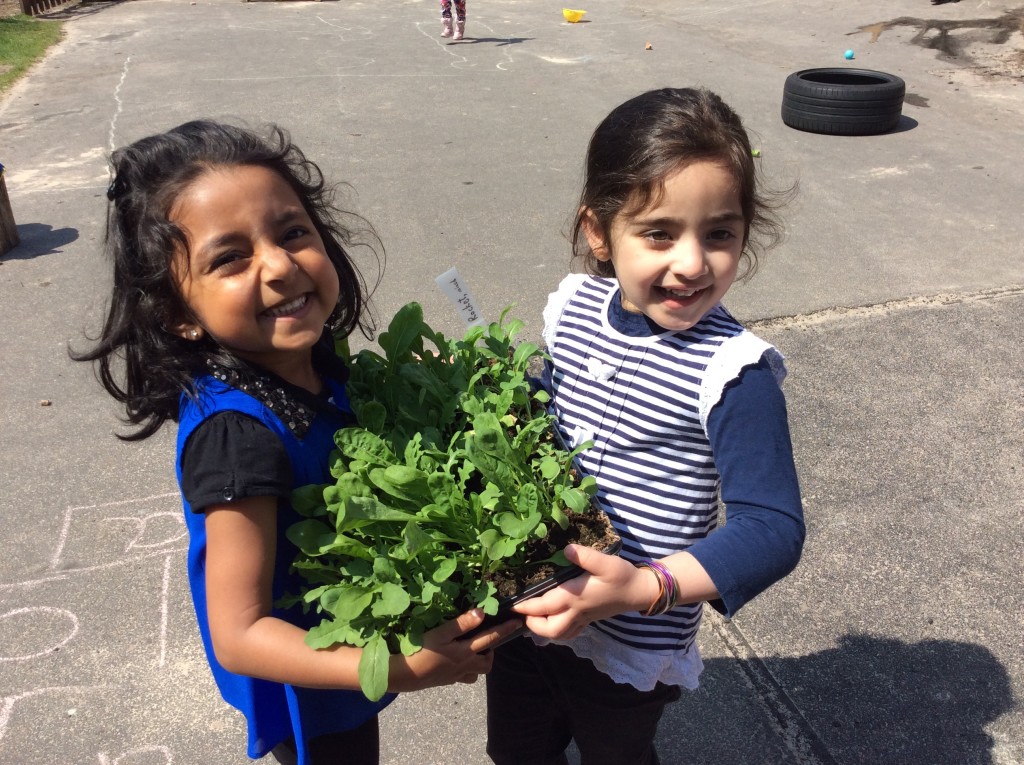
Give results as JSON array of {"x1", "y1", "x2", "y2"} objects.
[
  {"x1": 512, "y1": 544, "x2": 656, "y2": 640},
  {"x1": 387, "y1": 608, "x2": 522, "y2": 692}
]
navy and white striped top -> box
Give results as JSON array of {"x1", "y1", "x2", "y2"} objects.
[{"x1": 540, "y1": 275, "x2": 803, "y2": 689}]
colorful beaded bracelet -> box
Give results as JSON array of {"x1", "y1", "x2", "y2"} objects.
[{"x1": 635, "y1": 559, "x2": 679, "y2": 616}]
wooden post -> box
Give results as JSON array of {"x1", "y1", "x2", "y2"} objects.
[{"x1": 0, "y1": 164, "x2": 19, "y2": 256}]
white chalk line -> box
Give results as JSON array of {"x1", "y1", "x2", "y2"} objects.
[
  {"x1": 0, "y1": 685, "x2": 115, "y2": 746},
  {"x1": 107, "y1": 57, "x2": 130, "y2": 154},
  {"x1": 158, "y1": 553, "x2": 172, "y2": 669},
  {"x1": 99, "y1": 746, "x2": 173, "y2": 765},
  {"x1": 49, "y1": 493, "x2": 180, "y2": 571},
  {"x1": 0, "y1": 547, "x2": 183, "y2": 593},
  {"x1": 748, "y1": 285, "x2": 1024, "y2": 331},
  {"x1": 0, "y1": 607, "x2": 79, "y2": 662}
]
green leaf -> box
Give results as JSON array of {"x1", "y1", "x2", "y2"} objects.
[
  {"x1": 324, "y1": 586, "x2": 374, "y2": 621},
  {"x1": 546, "y1": 550, "x2": 570, "y2": 568},
  {"x1": 560, "y1": 487, "x2": 591, "y2": 514},
  {"x1": 479, "y1": 594, "x2": 500, "y2": 615},
  {"x1": 344, "y1": 496, "x2": 420, "y2": 524},
  {"x1": 539, "y1": 456, "x2": 560, "y2": 481},
  {"x1": 369, "y1": 465, "x2": 432, "y2": 503},
  {"x1": 479, "y1": 528, "x2": 518, "y2": 562},
  {"x1": 286, "y1": 519, "x2": 337, "y2": 556},
  {"x1": 317, "y1": 533, "x2": 377, "y2": 561},
  {"x1": 358, "y1": 634, "x2": 391, "y2": 701},
  {"x1": 291, "y1": 483, "x2": 328, "y2": 517},
  {"x1": 357, "y1": 400, "x2": 387, "y2": 434},
  {"x1": 432, "y1": 556, "x2": 458, "y2": 583},
  {"x1": 516, "y1": 484, "x2": 539, "y2": 517},
  {"x1": 578, "y1": 474, "x2": 598, "y2": 495},
  {"x1": 466, "y1": 413, "x2": 521, "y2": 491},
  {"x1": 397, "y1": 630, "x2": 423, "y2": 656},
  {"x1": 373, "y1": 556, "x2": 397, "y2": 582},
  {"x1": 336, "y1": 429, "x2": 398, "y2": 466},
  {"x1": 419, "y1": 579, "x2": 441, "y2": 605},
  {"x1": 378, "y1": 303, "x2": 427, "y2": 366},
  {"x1": 512, "y1": 341, "x2": 540, "y2": 370},
  {"x1": 496, "y1": 510, "x2": 540, "y2": 540},
  {"x1": 372, "y1": 583, "x2": 411, "y2": 617},
  {"x1": 306, "y1": 618, "x2": 364, "y2": 650},
  {"x1": 402, "y1": 521, "x2": 433, "y2": 558},
  {"x1": 477, "y1": 482, "x2": 503, "y2": 511}
]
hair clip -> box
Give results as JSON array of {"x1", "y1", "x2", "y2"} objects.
[{"x1": 106, "y1": 174, "x2": 126, "y2": 201}]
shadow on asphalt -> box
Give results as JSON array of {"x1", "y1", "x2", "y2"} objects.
[
  {"x1": 891, "y1": 114, "x2": 921, "y2": 133},
  {"x1": 3, "y1": 222, "x2": 79, "y2": 260},
  {"x1": 449, "y1": 37, "x2": 535, "y2": 47},
  {"x1": 659, "y1": 633, "x2": 1012, "y2": 764}
]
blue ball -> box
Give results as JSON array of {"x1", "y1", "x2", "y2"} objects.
[{"x1": 844, "y1": 49, "x2": 855, "y2": 60}]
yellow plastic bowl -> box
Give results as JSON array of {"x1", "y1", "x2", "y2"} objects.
[{"x1": 562, "y1": 8, "x2": 586, "y2": 23}]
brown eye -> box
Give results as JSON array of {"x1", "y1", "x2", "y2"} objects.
[
  {"x1": 282, "y1": 226, "x2": 310, "y2": 244},
  {"x1": 209, "y1": 252, "x2": 244, "y2": 272}
]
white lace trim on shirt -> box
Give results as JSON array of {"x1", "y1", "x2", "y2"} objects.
[
  {"x1": 532, "y1": 627, "x2": 704, "y2": 692},
  {"x1": 542, "y1": 273, "x2": 588, "y2": 351},
  {"x1": 697, "y1": 331, "x2": 787, "y2": 433}
]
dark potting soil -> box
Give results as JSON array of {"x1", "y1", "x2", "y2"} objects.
[{"x1": 486, "y1": 509, "x2": 621, "y2": 600}]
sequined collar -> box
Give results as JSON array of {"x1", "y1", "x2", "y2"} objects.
[{"x1": 205, "y1": 358, "x2": 319, "y2": 438}]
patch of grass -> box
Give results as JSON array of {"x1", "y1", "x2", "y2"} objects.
[{"x1": 0, "y1": 15, "x2": 64, "y2": 95}]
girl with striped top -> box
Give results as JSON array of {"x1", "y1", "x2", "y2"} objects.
[{"x1": 485, "y1": 88, "x2": 805, "y2": 765}]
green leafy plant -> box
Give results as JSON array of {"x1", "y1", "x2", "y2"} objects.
[{"x1": 284, "y1": 303, "x2": 602, "y2": 701}]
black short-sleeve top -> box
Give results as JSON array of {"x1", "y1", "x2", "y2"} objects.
[{"x1": 180, "y1": 336, "x2": 352, "y2": 513}]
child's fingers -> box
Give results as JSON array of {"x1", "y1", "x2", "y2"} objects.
[
  {"x1": 512, "y1": 587, "x2": 573, "y2": 616},
  {"x1": 522, "y1": 611, "x2": 585, "y2": 640},
  {"x1": 564, "y1": 543, "x2": 618, "y2": 576},
  {"x1": 437, "y1": 607, "x2": 486, "y2": 640},
  {"x1": 462, "y1": 618, "x2": 524, "y2": 654}
]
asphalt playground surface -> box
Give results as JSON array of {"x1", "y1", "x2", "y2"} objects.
[{"x1": 1, "y1": 1, "x2": 1023, "y2": 763}]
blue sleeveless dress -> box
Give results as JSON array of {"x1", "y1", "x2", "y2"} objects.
[{"x1": 176, "y1": 370, "x2": 394, "y2": 762}]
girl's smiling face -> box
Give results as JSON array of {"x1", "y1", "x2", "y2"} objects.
[
  {"x1": 171, "y1": 164, "x2": 340, "y2": 383},
  {"x1": 585, "y1": 160, "x2": 746, "y2": 332}
]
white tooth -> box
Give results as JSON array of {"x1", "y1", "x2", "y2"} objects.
[{"x1": 267, "y1": 296, "x2": 305, "y2": 317}]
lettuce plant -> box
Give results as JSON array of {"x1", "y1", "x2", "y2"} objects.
[{"x1": 283, "y1": 303, "x2": 597, "y2": 700}]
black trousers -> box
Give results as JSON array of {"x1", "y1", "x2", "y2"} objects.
[
  {"x1": 269, "y1": 714, "x2": 379, "y2": 765},
  {"x1": 486, "y1": 637, "x2": 680, "y2": 765}
]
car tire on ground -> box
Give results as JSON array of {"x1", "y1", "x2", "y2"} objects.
[{"x1": 781, "y1": 68, "x2": 906, "y2": 136}]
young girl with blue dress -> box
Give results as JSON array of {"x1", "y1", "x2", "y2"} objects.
[{"x1": 76, "y1": 120, "x2": 518, "y2": 765}]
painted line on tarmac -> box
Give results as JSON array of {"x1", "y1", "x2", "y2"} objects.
[
  {"x1": 749, "y1": 284, "x2": 1024, "y2": 331},
  {"x1": 705, "y1": 610, "x2": 836, "y2": 765}
]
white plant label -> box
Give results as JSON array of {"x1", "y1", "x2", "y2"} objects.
[{"x1": 435, "y1": 267, "x2": 486, "y2": 327}]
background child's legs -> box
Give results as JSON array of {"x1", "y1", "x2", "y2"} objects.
[
  {"x1": 439, "y1": 0, "x2": 453, "y2": 18},
  {"x1": 487, "y1": 638, "x2": 680, "y2": 765}
]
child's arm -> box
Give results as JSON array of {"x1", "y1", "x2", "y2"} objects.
[
  {"x1": 511, "y1": 544, "x2": 716, "y2": 640},
  {"x1": 685, "y1": 358, "x2": 805, "y2": 616},
  {"x1": 204, "y1": 497, "x2": 520, "y2": 691}
]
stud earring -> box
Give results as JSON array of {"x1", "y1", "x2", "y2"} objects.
[{"x1": 189, "y1": 329, "x2": 200, "y2": 340}]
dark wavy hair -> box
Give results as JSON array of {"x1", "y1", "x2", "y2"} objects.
[
  {"x1": 571, "y1": 87, "x2": 789, "y2": 280},
  {"x1": 72, "y1": 120, "x2": 382, "y2": 441}
]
